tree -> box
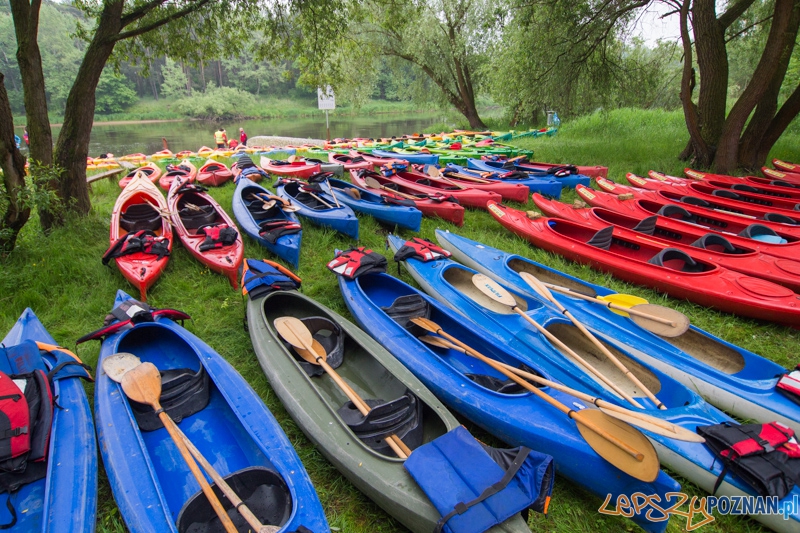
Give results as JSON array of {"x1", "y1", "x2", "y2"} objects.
[
  {"x1": 95, "y1": 69, "x2": 137, "y2": 113},
  {"x1": 160, "y1": 57, "x2": 188, "y2": 98},
  {"x1": 0, "y1": 72, "x2": 29, "y2": 252}
]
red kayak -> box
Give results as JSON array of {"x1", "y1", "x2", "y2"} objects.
[
  {"x1": 329, "y1": 153, "x2": 372, "y2": 171},
  {"x1": 119, "y1": 162, "x2": 161, "y2": 189},
  {"x1": 348, "y1": 150, "x2": 403, "y2": 168},
  {"x1": 533, "y1": 192, "x2": 800, "y2": 290},
  {"x1": 159, "y1": 160, "x2": 197, "y2": 191},
  {"x1": 107, "y1": 173, "x2": 172, "y2": 301},
  {"x1": 167, "y1": 177, "x2": 243, "y2": 287},
  {"x1": 197, "y1": 159, "x2": 234, "y2": 186},
  {"x1": 486, "y1": 201, "x2": 800, "y2": 327},
  {"x1": 418, "y1": 167, "x2": 529, "y2": 203},
  {"x1": 652, "y1": 169, "x2": 800, "y2": 194},
  {"x1": 773, "y1": 159, "x2": 800, "y2": 173},
  {"x1": 482, "y1": 156, "x2": 609, "y2": 179},
  {"x1": 261, "y1": 158, "x2": 321, "y2": 179},
  {"x1": 349, "y1": 169, "x2": 465, "y2": 226},
  {"x1": 383, "y1": 170, "x2": 502, "y2": 209},
  {"x1": 594, "y1": 177, "x2": 800, "y2": 239},
  {"x1": 762, "y1": 166, "x2": 800, "y2": 184}
]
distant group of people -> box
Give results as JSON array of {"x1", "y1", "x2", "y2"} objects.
[{"x1": 214, "y1": 127, "x2": 248, "y2": 149}]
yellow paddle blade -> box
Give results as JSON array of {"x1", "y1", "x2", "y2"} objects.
[{"x1": 598, "y1": 294, "x2": 649, "y2": 315}]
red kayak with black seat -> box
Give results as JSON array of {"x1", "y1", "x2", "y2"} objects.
[
  {"x1": 328, "y1": 152, "x2": 372, "y2": 171},
  {"x1": 168, "y1": 176, "x2": 243, "y2": 287},
  {"x1": 348, "y1": 149, "x2": 403, "y2": 168},
  {"x1": 261, "y1": 157, "x2": 321, "y2": 179},
  {"x1": 652, "y1": 169, "x2": 800, "y2": 194},
  {"x1": 381, "y1": 168, "x2": 502, "y2": 209},
  {"x1": 533, "y1": 192, "x2": 800, "y2": 290},
  {"x1": 485, "y1": 201, "x2": 800, "y2": 327},
  {"x1": 349, "y1": 169, "x2": 465, "y2": 226},
  {"x1": 762, "y1": 166, "x2": 800, "y2": 185},
  {"x1": 415, "y1": 166, "x2": 529, "y2": 203},
  {"x1": 118, "y1": 161, "x2": 161, "y2": 189},
  {"x1": 773, "y1": 159, "x2": 800, "y2": 174},
  {"x1": 197, "y1": 159, "x2": 234, "y2": 186},
  {"x1": 481, "y1": 156, "x2": 609, "y2": 179},
  {"x1": 158, "y1": 159, "x2": 196, "y2": 191}
]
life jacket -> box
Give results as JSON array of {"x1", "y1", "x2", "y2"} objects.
[
  {"x1": 102, "y1": 230, "x2": 170, "y2": 265},
  {"x1": 214, "y1": 131, "x2": 225, "y2": 144},
  {"x1": 547, "y1": 165, "x2": 579, "y2": 177},
  {"x1": 76, "y1": 299, "x2": 191, "y2": 345},
  {"x1": 777, "y1": 365, "x2": 800, "y2": 405},
  {"x1": 258, "y1": 220, "x2": 302, "y2": 244},
  {"x1": 240, "y1": 258, "x2": 302, "y2": 299},
  {"x1": 326, "y1": 248, "x2": 387, "y2": 279},
  {"x1": 380, "y1": 162, "x2": 408, "y2": 176},
  {"x1": 404, "y1": 426, "x2": 554, "y2": 533},
  {"x1": 198, "y1": 224, "x2": 238, "y2": 251},
  {"x1": 697, "y1": 421, "x2": 800, "y2": 499},
  {"x1": 393, "y1": 238, "x2": 452, "y2": 263}
]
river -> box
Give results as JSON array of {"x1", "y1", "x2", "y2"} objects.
[{"x1": 47, "y1": 114, "x2": 443, "y2": 158}]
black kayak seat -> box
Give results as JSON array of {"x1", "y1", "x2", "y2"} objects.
[
  {"x1": 337, "y1": 390, "x2": 424, "y2": 454},
  {"x1": 657, "y1": 204, "x2": 695, "y2": 221},
  {"x1": 179, "y1": 204, "x2": 217, "y2": 230},
  {"x1": 631, "y1": 215, "x2": 657, "y2": 235},
  {"x1": 691, "y1": 233, "x2": 741, "y2": 254},
  {"x1": 712, "y1": 189, "x2": 741, "y2": 200},
  {"x1": 738, "y1": 223, "x2": 779, "y2": 239},
  {"x1": 771, "y1": 180, "x2": 798, "y2": 189},
  {"x1": 120, "y1": 204, "x2": 162, "y2": 232},
  {"x1": 681, "y1": 196, "x2": 710, "y2": 207},
  {"x1": 586, "y1": 225, "x2": 614, "y2": 250},
  {"x1": 731, "y1": 184, "x2": 759, "y2": 193},
  {"x1": 648, "y1": 247, "x2": 707, "y2": 272},
  {"x1": 764, "y1": 212, "x2": 799, "y2": 224}
]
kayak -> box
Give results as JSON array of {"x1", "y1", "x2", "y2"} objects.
[
  {"x1": 168, "y1": 177, "x2": 243, "y2": 287},
  {"x1": 328, "y1": 153, "x2": 371, "y2": 171},
  {"x1": 384, "y1": 170, "x2": 502, "y2": 209},
  {"x1": 372, "y1": 149, "x2": 439, "y2": 165},
  {"x1": 445, "y1": 163, "x2": 562, "y2": 198},
  {"x1": 1, "y1": 310, "x2": 97, "y2": 533},
  {"x1": 415, "y1": 167, "x2": 529, "y2": 203},
  {"x1": 533, "y1": 193, "x2": 800, "y2": 290},
  {"x1": 150, "y1": 149, "x2": 175, "y2": 160},
  {"x1": 196, "y1": 159, "x2": 233, "y2": 187},
  {"x1": 261, "y1": 158, "x2": 321, "y2": 179},
  {"x1": 245, "y1": 288, "x2": 532, "y2": 533},
  {"x1": 337, "y1": 272, "x2": 681, "y2": 533},
  {"x1": 772, "y1": 158, "x2": 800, "y2": 174},
  {"x1": 485, "y1": 201, "x2": 800, "y2": 327},
  {"x1": 109, "y1": 173, "x2": 172, "y2": 301},
  {"x1": 466, "y1": 159, "x2": 591, "y2": 189},
  {"x1": 676, "y1": 169, "x2": 800, "y2": 197},
  {"x1": 762, "y1": 167, "x2": 800, "y2": 185},
  {"x1": 572, "y1": 184, "x2": 800, "y2": 260},
  {"x1": 324, "y1": 178, "x2": 422, "y2": 231},
  {"x1": 232, "y1": 176, "x2": 302, "y2": 268},
  {"x1": 435, "y1": 229, "x2": 800, "y2": 432},
  {"x1": 276, "y1": 179, "x2": 359, "y2": 239},
  {"x1": 388, "y1": 234, "x2": 800, "y2": 533},
  {"x1": 347, "y1": 149, "x2": 403, "y2": 168},
  {"x1": 350, "y1": 170, "x2": 465, "y2": 226},
  {"x1": 159, "y1": 160, "x2": 197, "y2": 191},
  {"x1": 300, "y1": 158, "x2": 344, "y2": 177},
  {"x1": 119, "y1": 162, "x2": 161, "y2": 189}
]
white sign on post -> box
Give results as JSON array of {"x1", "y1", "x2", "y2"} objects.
[{"x1": 317, "y1": 86, "x2": 335, "y2": 110}]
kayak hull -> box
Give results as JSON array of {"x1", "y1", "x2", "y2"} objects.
[
  {"x1": 119, "y1": 162, "x2": 161, "y2": 189},
  {"x1": 445, "y1": 163, "x2": 562, "y2": 198},
  {"x1": 326, "y1": 178, "x2": 422, "y2": 231},
  {"x1": 276, "y1": 180, "x2": 359, "y2": 239},
  {"x1": 196, "y1": 160, "x2": 233, "y2": 186},
  {"x1": 467, "y1": 159, "x2": 591, "y2": 188}
]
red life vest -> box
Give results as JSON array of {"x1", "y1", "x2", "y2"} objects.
[{"x1": 327, "y1": 247, "x2": 388, "y2": 279}]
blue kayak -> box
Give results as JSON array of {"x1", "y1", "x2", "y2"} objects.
[
  {"x1": 337, "y1": 272, "x2": 680, "y2": 533},
  {"x1": 232, "y1": 176, "x2": 302, "y2": 268},
  {"x1": 372, "y1": 149, "x2": 439, "y2": 166},
  {"x1": 388, "y1": 234, "x2": 800, "y2": 533},
  {"x1": 324, "y1": 178, "x2": 422, "y2": 231},
  {"x1": 466, "y1": 159, "x2": 590, "y2": 189},
  {"x1": 444, "y1": 163, "x2": 563, "y2": 198},
  {"x1": 1, "y1": 310, "x2": 97, "y2": 533},
  {"x1": 96, "y1": 291, "x2": 329, "y2": 533},
  {"x1": 435, "y1": 229, "x2": 800, "y2": 433},
  {"x1": 276, "y1": 179, "x2": 359, "y2": 239}
]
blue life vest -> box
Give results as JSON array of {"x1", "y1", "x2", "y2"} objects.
[
  {"x1": 404, "y1": 426, "x2": 554, "y2": 533},
  {"x1": 241, "y1": 258, "x2": 301, "y2": 299}
]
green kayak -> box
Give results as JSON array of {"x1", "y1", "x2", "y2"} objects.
[{"x1": 246, "y1": 289, "x2": 533, "y2": 533}]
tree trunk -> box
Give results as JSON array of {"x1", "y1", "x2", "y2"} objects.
[
  {"x1": 183, "y1": 60, "x2": 192, "y2": 96},
  {"x1": 0, "y1": 73, "x2": 30, "y2": 252},
  {"x1": 9, "y1": 0, "x2": 53, "y2": 167},
  {"x1": 678, "y1": 0, "x2": 709, "y2": 165},
  {"x1": 753, "y1": 82, "x2": 800, "y2": 167}
]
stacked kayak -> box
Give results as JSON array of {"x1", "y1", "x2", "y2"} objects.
[
  {"x1": 485, "y1": 201, "x2": 800, "y2": 327},
  {"x1": 328, "y1": 153, "x2": 371, "y2": 171},
  {"x1": 276, "y1": 179, "x2": 359, "y2": 239},
  {"x1": 348, "y1": 149, "x2": 403, "y2": 168},
  {"x1": 388, "y1": 234, "x2": 800, "y2": 533},
  {"x1": 385, "y1": 169, "x2": 502, "y2": 209},
  {"x1": 673, "y1": 169, "x2": 800, "y2": 196},
  {"x1": 196, "y1": 159, "x2": 233, "y2": 187},
  {"x1": 763, "y1": 166, "x2": 800, "y2": 183},
  {"x1": 232, "y1": 176, "x2": 302, "y2": 268},
  {"x1": 97, "y1": 290, "x2": 329, "y2": 533},
  {"x1": 1, "y1": 310, "x2": 96, "y2": 533},
  {"x1": 245, "y1": 288, "x2": 533, "y2": 533},
  {"x1": 773, "y1": 158, "x2": 800, "y2": 174},
  {"x1": 159, "y1": 160, "x2": 197, "y2": 191},
  {"x1": 416, "y1": 166, "x2": 529, "y2": 203},
  {"x1": 532, "y1": 193, "x2": 800, "y2": 291},
  {"x1": 337, "y1": 272, "x2": 681, "y2": 533},
  {"x1": 106, "y1": 172, "x2": 172, "y2": 301},
  {"x1": 261, "y1": 158, "x2": 321, "y2": 179},
  {"x1": 324, "y1": 178, "x2": 422, "y2": 231},
  {"x1": 372, "y1": 149, "x2": 439, "y2": 165},
  {"x1": 444, "y1": 163, "x2": 562, "y2": 198},
  {"x1": 434, "y1": 229, "x2": 800, "y2": 432},
  {"x1": 119, "y1": 162, "x2": 161, "y2": 189},
  {"x1": 467, "y1": 159, "x2": 592, "y2": 188},
  {"x1": 350, "y1": 170, "x2": 465, "y2": 226},
  {"x1": 168, "y1": 177, "x2": 243, "y2": 287}
]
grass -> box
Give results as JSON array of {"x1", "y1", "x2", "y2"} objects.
[{"x1": 2, "y1": 106, "x2": 800, "y2": 532}]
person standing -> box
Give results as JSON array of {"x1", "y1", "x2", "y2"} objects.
[
  {"x1": 239, "y1": 128, "x2": 248, "y2": 146},
  {"x1": 214, "y1": 128, "x2": 227, "y2": 148},
  {"x1": 23, "y1": 127, "x2": 29, "y2": 146}
]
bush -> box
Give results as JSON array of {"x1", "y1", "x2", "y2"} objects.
[{"x1": 172, "y1": 85, "x2": 258, "y2": 120}]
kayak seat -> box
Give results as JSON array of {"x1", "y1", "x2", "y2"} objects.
[
  {"x1": 295, "y1": 191, "x2": 327, "y2": 210},
  {"x1": 681, "y1": 196, "x2": 710, "y2": 207},
  {"x1": 712, "y1": 189, "x2": 741, "y2": 200},
  {"x1": 283, "y1": 316, "x2": 344, "y2": 377},
  {"x1": 738, "y1": 223, "x2": 788, "y2": 244},
  {"x1": 764, "y1": 212, "x2": 799, "y2": 224},
  {"x1": 129, "y1": 366, "x2": 210, "y2": 431},
  {"x1": 771, "y1": 180, "x2": 798, "y2": 189},
  {"x1": 179, "y1": 204, "x2": 217, "y2": 229},
  {"x1": 731, "y1": 184, "x2": 759, "y2": 193},
  {"x1": 381, "y1": 294, "x2": 431, "y2": 338},
  {"x1": 176, "y1": 466, "x2": 292, "y2": 533},
  {"x1": 691, "y1": 233, "x2": 742, "y2": 254},
  {"x1": 337, "y1": 389, "x2": 424, "y2": 454},
  {"x1": 647, "y1": 248, "x2": 708, "y2": 272},
  {"x1": 120, "y1": 204, "x2": 162, "y2": 232},
  {"x1": 631, "y1": 215, "x2": 657, "y2": 235},
  {"x1": 656, "y1": 204, "x2": 696, "y2": 222},
  {"x1": 585, "y1": 226, "x2": 614, "y2": 250}
]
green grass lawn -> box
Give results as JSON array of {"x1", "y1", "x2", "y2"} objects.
[{"x1": 2, "y1": 107, "x2": 799, "y2": 532}]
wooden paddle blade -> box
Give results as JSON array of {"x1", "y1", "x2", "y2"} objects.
[
  {"x1": 295, "y1": 339, "x2": 327, "y2": 364},
  {"x1": 597, "y1": 407, "x2": 705, "y2": 442},
  {"x1": 364, "y1": 176, "x2": 382, "y2": 189},
  {"x1": 409, "y1": 316, "x2": 441, "y2": 334},
  {"x1": 418, "y1": 335, "x2": 452, "y2": 349},
  {"x1": 273, "y1": 317, "x2": 326, "y2": 364},
  {"x1": 120, "y1": 362, "x2": 162, "y2": 409},
  {"x1": 471, "y1": 274, "x2": 517, "y2": 307},
  {"x1": 102, "y1": 352, "x2": 143, "y2": 383},
  {"x1": 573, "y1": 409, "x2": 660, "y2": 482},
  {"x1": 629, "y1": 304, "x2": 691, "y2": 337},
  {"x1": 598, "y1": 294, "x2": 649, "y2": 315}
]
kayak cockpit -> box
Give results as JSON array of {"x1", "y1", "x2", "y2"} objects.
[{"x1": 442, "y1": 264, "x2": 533, "y2": 314}]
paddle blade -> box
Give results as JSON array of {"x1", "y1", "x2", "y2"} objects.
[
  {"x1": 598, "y1": 407, "x2": 705, "y2": 442},
  {"x1": 409, "y1": 316, "x2": 441, "y2": 334},
  {"x1": 273, "y1": 317, "x2": 325, "y2": 364},
  {"x1": 573, "y1": 409, "x2": 660, "y2": 482},
  {"x1": 120, "y1": 362, "x2": 162, "y2": 409},
  {"x1": 518, "y1": 271, "x2": 554, "y2": 302},
  {"x1": 102, "y1": 352, "x2": 143, "y2": 383},
  {"x1": 364, "y1": 176, "x2": 382, "y2": 189},
  {"x1": 295, "y1": 339, "x2": 327, "y2": 365},
  {"x1": 598, "y1": 294, "x2": 648, "y2": 315},
  {"x1": 259, "y1": 156, "x2": 269, "y2": 168},
  {"x1": 629, "y1": 304, "x2": 691, "y2": 337},
  {"x1": 471, "y1": 274, "x2": 518, "y2": 307}
]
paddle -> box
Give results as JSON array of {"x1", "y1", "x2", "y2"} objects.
[
  {"x1": 364, "y1": 176, "x2": 420, "y2": 200},
  {"x1": 469, "y1": 274, "x2": 646, "y2": 409},
  {"x1": 103, "y1": 354, "x2": 280, "y2": 533},
  {"x1": 417, "y1": 335, "x2": 703, "y2": 442},
  {"x1": 297, "y1": 184, "x2": 335, "y2": 209},
  {"x1": 442, "y1": 170, "x2": 494, "y2": 184},
  {"x1": 410, "y1": 318, "x2": 660, "y2": 482},
  {"x1": 273, "y1": 317, "x2": 412, "y2": 459},
  {"x1": 425, "y1": 166, "x2": 468, "y2": 189},
  {"x1": 519, "y1": 272, "x2": 667, "y2": 410}
]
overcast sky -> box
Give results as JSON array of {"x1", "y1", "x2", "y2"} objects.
[{"x1": 628, "y1": 3, "x2": 683, "y2": 46}]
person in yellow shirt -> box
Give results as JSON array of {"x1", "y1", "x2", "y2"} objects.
[{"x1": 214, "y1": 128, "x2": 227, "y2": 148}]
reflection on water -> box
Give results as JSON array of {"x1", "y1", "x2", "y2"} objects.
[{"x1": 50, "y1": 114, "x2": 442, "y2": 157}]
